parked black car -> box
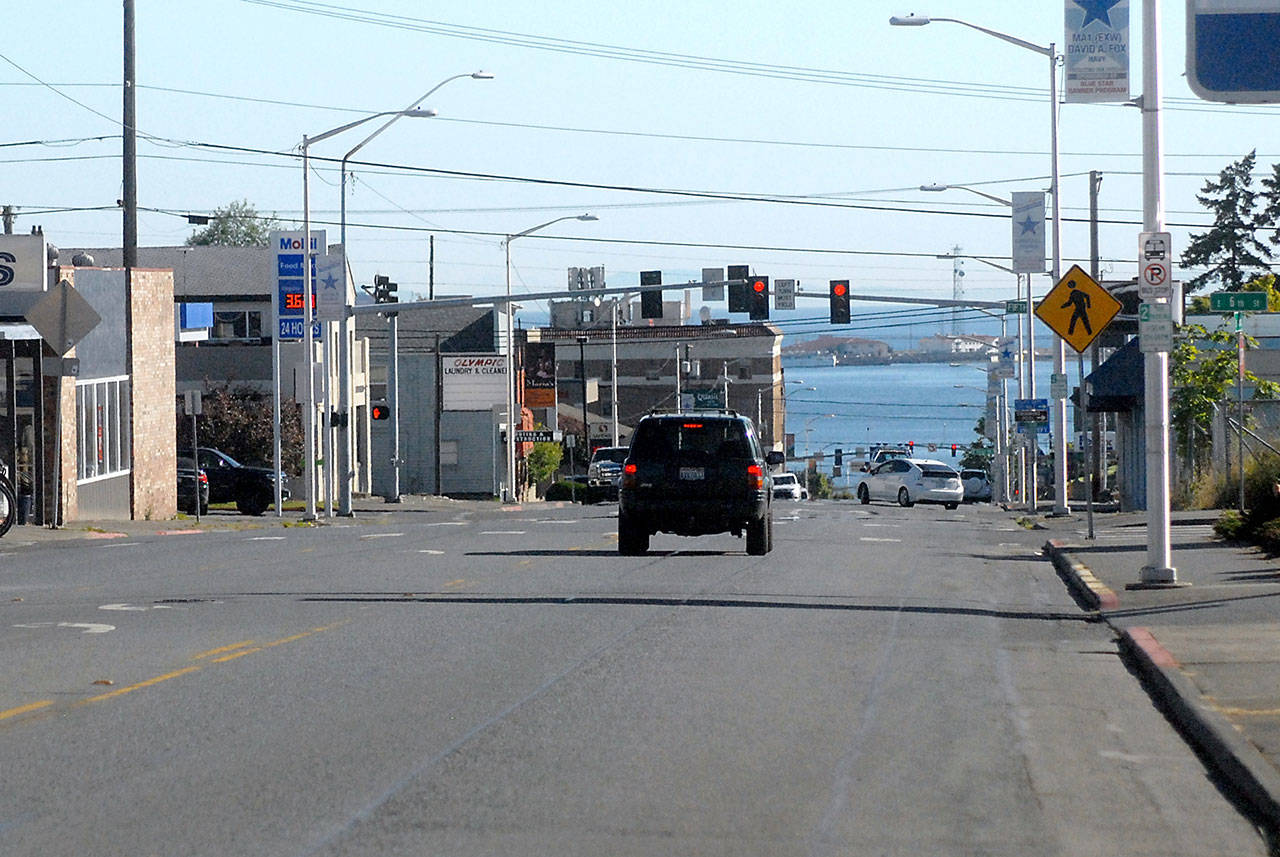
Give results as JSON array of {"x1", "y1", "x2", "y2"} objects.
[
  {"x1": 181, "y1": 447, "x2": 287, "y2": 516},
  {"x1": 177, "y1": 456, "x2": 209, "y2": 516},
  {"x1": 618, "y1": 410, "x2": 784, "y2": 556}
]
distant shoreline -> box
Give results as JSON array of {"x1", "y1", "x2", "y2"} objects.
[{"x1": 782, "y1": 350, "x2": 1052, "y2": 368}]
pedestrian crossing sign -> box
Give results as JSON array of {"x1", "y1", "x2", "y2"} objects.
[{"x1": 1034, "y1": 265, "x2": 1122, "y2": 353}]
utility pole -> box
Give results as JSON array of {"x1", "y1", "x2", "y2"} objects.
[
  {"x1": 2, "y1": 206, "x2": 13, "y2": 235},
  {"x1": 122, "y1": 0, "x2": 137, "y2": 270}
]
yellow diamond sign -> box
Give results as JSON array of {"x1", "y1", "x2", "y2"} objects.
[{"x1": 1034, "y1": 265, "x2": 1122, "y2": 353}]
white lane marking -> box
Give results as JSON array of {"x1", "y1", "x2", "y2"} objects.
[
  {"x1": 98, "y1": 603, "x2": 180, "y2": 612},
  {"x1": 247, "y1": 536, "x2": 287, "y2": 541},
  {"x1": 480, "y1": 530, "x2": 526, "y2": 535},
  {"x1": 418, "y1": 549, "x2": 445, "y2": 555},
  {"x1": 427, "y1": 522, "x2": 467, "y2": 527},
  {"x1": 360, "y1": 532, "x2": 405, "y2": 539},
  {"x1": 859, "y1": 537, "x2": 902, "y2": 543},
  {"x1": 14, "y1": 622, "x2": 115, "y2": 634}
]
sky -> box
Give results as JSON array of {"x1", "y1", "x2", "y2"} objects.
[{"x1": 4, "y1": 1, "x2": 1279, "y2": 343}]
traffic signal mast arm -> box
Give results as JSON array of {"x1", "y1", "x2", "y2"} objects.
[{"x1": 350, "y1": 280, "x2": 1004, "y2": 317}]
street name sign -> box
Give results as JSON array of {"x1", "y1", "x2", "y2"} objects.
[
  {"x1": 1209, "y1": 291, "x2": 1267, "y2": 312},
  {"x1": 1005, "y1": 299, "x2": 1027, "y2": 314},
  {"x1": 1035, "y1": 264, "x2": 1122, "y2": 353},
  {"x1": 514, "y1": 429, "x2": 555, "y2": 443}
]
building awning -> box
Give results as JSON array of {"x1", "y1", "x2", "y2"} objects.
[
  {"x1": 0, "y1": 322, "x2": 41, "y2": 340},
  {"x1": 1071, "y1": 337, "x2": 1144, "y2": 413}
]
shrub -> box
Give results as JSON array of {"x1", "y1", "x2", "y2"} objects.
[{"x1": 1214, "y1": 509, "x2": 1246, "y2": 540}]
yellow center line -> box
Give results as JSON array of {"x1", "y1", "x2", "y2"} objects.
[
  {"x1": 192, "y1": 640, "x2": 256, "y2": 660},
  {"x1": 211, "y1": 647, "x2": 264, "y2": 663},
  {"x1": 0, "y1": 700, "x2": 54, "y2": 721},
  {"x1": 1214, "y1": 704, "x2": 1280, "y2": 717},
  {"x1": 86, "y1": 666, "x2": 202, "y2": 702}
]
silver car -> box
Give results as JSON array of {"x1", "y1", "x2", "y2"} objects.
[{"x1": 856, "y1": 457, "x2": 963, "y2": 510}]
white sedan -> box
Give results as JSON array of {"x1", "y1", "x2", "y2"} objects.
[{"x1": 856, "y1": 458, "x2": 963, "y2": 510}]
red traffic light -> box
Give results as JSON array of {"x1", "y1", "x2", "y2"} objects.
[
  {"x1": 832, "y1": 282, "x2": 847, "y2": 297},
  {"x1": 752, "y1": 278, "x2": 766, "y2": 293}
]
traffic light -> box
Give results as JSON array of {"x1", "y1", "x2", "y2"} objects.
[
  {"x1": 640, "y1": 270, "x2": 663, "y2": 318},
  {"x1": 833, "y1": 448, "x2": 843, "y2": 477},
  {"x1": 830, "y1": 280, "x2": 850, "y2": 324},
  {"x1": 951, "y1": 444, "x2": 958, "y2": 457},
  {"x1": 373, "y1": 274, "x2": 398, "y2": 304},
  {"x1": 748, "y1": 275, "x2": 769, "y2": 320},
  {"x1": 727, "y1": 264, "x2": 750, "y2": 312},
  {"x1": 371, "y1": 402, "x2": 391, "y2": 421}
]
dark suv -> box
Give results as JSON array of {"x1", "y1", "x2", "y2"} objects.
[
  {"x1": 181, "y1": 447, "x2": 287, "y2": 516},
  {"x1": 618, "y1": 411, "x2": 784, "y2": 555}
]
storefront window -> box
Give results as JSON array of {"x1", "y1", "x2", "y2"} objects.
[{"x1": 76, "y1": 377, "x2": 131, "y2": 482}]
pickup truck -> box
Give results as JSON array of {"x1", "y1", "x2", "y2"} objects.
[{"x1": 861, "y1": 446, "x2": 909, "y2": 472}]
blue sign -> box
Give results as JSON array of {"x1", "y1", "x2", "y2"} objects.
[
  {"x1": 270, "y1": 230, "x2": 326, "y2": 332},
  {"x1": 1188, "y1": 1, "x2": 1280, "y2": 103},
  {"x1": 278, "y1": 318, "x2": 322, "y2": 341}
]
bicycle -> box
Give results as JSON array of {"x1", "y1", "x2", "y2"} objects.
[{"x1": 0, "y1": 461, "x2": 15, "y2": 538}]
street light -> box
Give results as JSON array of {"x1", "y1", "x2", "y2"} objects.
[
  {"x1": 803, "y1": 413, "x2": 836, "y2": 458},
  {"x1": 502, "y1": 213, "x2": 598, "y2": 502},
  {"x1": 329, "y1": 70, "x2": 493, "y2": 513},
  {"x1": 919, "y1": 183, "x2": 1014, "y2": 208},
  {"x1": 893, "y1": 13, "x2": 1068, "y2": 516},
  {"x1": 928, "y1": 185, "x2": 1034, "y2": 511}
]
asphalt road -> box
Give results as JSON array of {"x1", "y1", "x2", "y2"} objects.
[{"x1": 0, "y1": 499, "x2": 1270, "y2": 856}]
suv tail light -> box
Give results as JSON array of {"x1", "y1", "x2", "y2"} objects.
[
  {"x1": 622, "y1": 462, "x2": 638, "y2": 490},
  {"x1": 747, "y1": 463, "x2": 764, "y2": 490}
]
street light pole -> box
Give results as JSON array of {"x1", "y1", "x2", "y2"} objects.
[
  {"x1": 502, "y1": 214, "x2": 598, "y2": 502},
  {"x1": 332, "y1": 70, "x2": 492, "y2": 515},
  {"x1": 1139, "y1": 0, "x2": 1177, "y2": 584},
  {"x1": 894, "y1": 13, "x2": 1066, "y2": 515}
]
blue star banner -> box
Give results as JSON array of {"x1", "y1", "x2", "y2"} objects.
[
  {"x1": 1011, "y1": 192, "x2": 1046, "y2": 274},
  {"x1": 1065, "y1": 0, "x2": 1130, "y2": 103}
]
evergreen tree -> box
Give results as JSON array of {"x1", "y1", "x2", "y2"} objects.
[
  {"x1": 185, "y1": 199, "x2": 281, "y2": 247},
  {"x1": 1180, "y1": 150, "x2": 1271, "y2": 293}
]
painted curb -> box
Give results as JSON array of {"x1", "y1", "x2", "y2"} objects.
[
  {"x1": 1121, "y1": 626, "x2": 1280, "y2": 831},
  {"x1": 1042, "y1": 539, "x2": 1119, "y2": 610}
]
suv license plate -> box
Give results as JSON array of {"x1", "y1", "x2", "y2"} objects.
[{"x1": 679, "y1": 467, "x2": 705, "y2": 481}]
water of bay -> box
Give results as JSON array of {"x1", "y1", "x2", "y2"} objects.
[{"x1": 782, "y1": 359, "x2": 1082, "y2": 461}]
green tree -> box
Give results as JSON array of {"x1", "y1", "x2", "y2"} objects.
[
  {"x1": 526, "y1": 440, "x2": 563, "y2": 485},
  {"x1": 1170, "y1": 322, "x2": 1279, "y2": 467},
  {"x1": 1180, "y1": 151, "x2": 1272, "y2": 293},
  {"x1": 186, "y1": 199, "x2": 281, "y2": 247},
  {"x1": 178, "y1": 382, "x2": 303, "y2": 474}
]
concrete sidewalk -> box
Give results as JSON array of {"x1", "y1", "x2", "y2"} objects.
[{"x1": 1041, "y1": 509, "x2": 1280, "y2": 831}]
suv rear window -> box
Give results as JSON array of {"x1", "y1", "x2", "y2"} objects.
[
  {"x1": 591, "y1": 447, "x2": 629, "y2": 464},
  {"x1": 630, "y1": 418, "x2": 755, "y2": 460}
]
